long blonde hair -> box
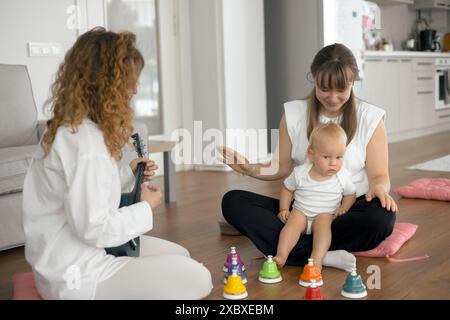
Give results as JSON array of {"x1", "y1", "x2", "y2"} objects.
[
  {"x1": 41, "y1": 27, "x2": 144, "y2": 160},
  {"x1": 306, "y1": 43, "x2": 359, "y2": 144}
]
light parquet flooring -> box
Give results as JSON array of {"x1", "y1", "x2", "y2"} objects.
[{"x1": 1, "y1": 131, "x2": 449, "y2": 300}]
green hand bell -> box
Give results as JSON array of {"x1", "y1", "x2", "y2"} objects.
[
  {"x1": 341, "y1": 268, "x2": 367, "y2": 299},
  {"x1": 258, "y1": 255, "x2": 282, "y2": 283}
]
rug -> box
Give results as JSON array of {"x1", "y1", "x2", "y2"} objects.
[
  {"x1": 12, "y1": 272, "x2": 42, "y2": 300},
  {"x1": 408, "y1": 154, "x2": 450, "y2": 172}
]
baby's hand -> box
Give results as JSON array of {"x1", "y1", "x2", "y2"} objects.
[
  {"x1": 278, "y1": 209, "x2": 290, "y2": 223},
  {"x1": 333, "y1": 206, "x2": 348, "y2": 218}
]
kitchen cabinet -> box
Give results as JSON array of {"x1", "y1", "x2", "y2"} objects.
[
  {"x1": 412, "y1": 0, "x2": 450, "y2": 10},
  {"x1": 363, "y1": 58, "x2": 401, "y2": 134},
  {"x1": 436, "y1": 108, "x2": 450, "y2": 124},
  {"x1": 372, "y1": 0, "x2": 414, "y2": 5},
  {"x1": 406, "y1": 59, "x2": 436, "y2": 130},
  {"x1": 362, "y1": 57, "x2": 436, "y2": 136}
]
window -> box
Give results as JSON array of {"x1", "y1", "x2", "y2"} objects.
[{"x1": 106, "y1": 0, "x2": 162, "y2": 135}]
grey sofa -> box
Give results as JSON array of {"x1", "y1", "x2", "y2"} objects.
[
  {"x1": 0, "y1": 64, "x2": 44, "y2": 251},
  {"x1": 0, "y1": 64, "x2": 148, "y2": 251}
]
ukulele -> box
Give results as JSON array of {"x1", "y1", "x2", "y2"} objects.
[{"x1": 105, "y1": 133, "x2": 145, "y2": 257}]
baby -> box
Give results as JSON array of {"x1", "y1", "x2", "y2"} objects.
[{"x1": 273, "y1": 122, "x2": 356, "y2": 271}]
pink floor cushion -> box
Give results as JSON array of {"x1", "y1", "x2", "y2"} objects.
[
  {"x1": 353, "y1": 222, "x2": 429, "y2": 263},
  {"x1": 394, "y1": 178, "x2": 450, "y2": 201},
  {"x1": 12, "y1": 272, "x2": 43, "y2": 300}
]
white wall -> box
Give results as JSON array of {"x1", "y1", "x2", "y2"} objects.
[
  {"x1": 264, "y1": 0, "x2": 321, "y2": 149},
  {"x1": 189, "y1": 0, "x2": 225, "y2": 131},
  {"x1": 188, "y1": 0, "x2": 268, "y2": 163},
  {"x1": 0, "y1": 0, "x2": 78, "y2": 119},
  {"x1": 157, "y1": 0, "x2": 184, "y2": 136},
  {"x1": 222, "y1": 0, "x2": 267, "y2": 132},
  {"x1": 379, "y1": 4, "x2": 420, "y2": 50}
]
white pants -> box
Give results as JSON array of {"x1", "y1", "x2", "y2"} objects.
[{"x1": 94, "y1": 235, "x2": 213, "y2": 300}]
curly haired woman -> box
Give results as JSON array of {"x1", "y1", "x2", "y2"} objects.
[{"x1": 22, "y1": 27, "x2": 212, "y2": 300}]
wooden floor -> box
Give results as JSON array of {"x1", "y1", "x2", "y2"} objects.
[{"x1": 1, "y1": 130, "x2": 450, "y2": 300}]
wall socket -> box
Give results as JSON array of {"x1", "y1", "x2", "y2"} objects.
[{"x1": 28, "y1": 42, "x2": 62, "y2": 57}]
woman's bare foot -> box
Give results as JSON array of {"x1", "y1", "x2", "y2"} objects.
[
  {"x1": 273, "y1": 255, "x2": 286, "y2": 268},
  {"x1": 322, "y1": 250, "x2": 356, "y2": 272}
]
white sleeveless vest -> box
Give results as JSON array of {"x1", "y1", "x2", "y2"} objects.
[{"x1": 283, "y1": 100, "x2": 385, "y2": 197}]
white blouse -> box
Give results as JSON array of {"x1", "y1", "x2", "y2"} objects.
[
  {"x1": 22, "y1": 118, "x2": 152, "y2": 299},
  {"x1": 283, "y1": 100, "x2": 385, "y2": 197}
]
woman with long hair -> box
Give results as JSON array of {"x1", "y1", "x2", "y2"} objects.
[
  {"x1": 219, "y1": 43, "x2": 397, "y2": 272},
  {"x1": 23, "y1": 27, "x2": 212, "y2": 300}
]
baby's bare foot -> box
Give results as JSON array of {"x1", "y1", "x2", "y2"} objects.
[
  {"x1": 273, "y1": 256, "x2": 286, "y2": 268},
  {"x1": 317, "y1": 264, "x2": 322, "y2": 273}
]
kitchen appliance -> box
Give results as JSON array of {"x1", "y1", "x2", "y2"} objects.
[
  {"x1": 443, "y1": 33, "x2": 450, "y2": 52},
  {"x1": 405, "y1": 38, "x2": 416, "y2": 51},
  {"x1": 362, "y1": 1, "x2": 382, "y2": 51},
  {"x1": 435, "y1": 58, "x2": 450, "y2": 110},
  {"x1": 322, "y1": 0, "x2": 365, "y2": 80},
  {"x1": 420, "y1": 29, "x2": 440, "y2": 51},
  {"x1": 275, "y1": 0, "x2": 366, "y2": 96}
]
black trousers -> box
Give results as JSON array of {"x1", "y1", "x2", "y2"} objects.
[{"x1": 221, "y1": 190, "x2": 396, "y2": 266}]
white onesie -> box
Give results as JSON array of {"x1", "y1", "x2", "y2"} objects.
[{"x1": 283, "y1": 162, "x2": 356, "y2": 234}]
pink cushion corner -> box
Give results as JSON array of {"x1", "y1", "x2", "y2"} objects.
[
  {"x1": 353, "y1": 222, "x2": 417, "y2": 258},
  {"x1": 394, "y1": 178, "x2": 450, "y2": 201},
  {"x1": 12, "y1": 272, "x2": 43, "y2": 300}
]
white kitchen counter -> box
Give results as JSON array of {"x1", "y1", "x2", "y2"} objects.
[{"x1": 365, "y1": 50, "x2": 450, "y2": 58}]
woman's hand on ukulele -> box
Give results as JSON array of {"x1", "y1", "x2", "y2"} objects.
[
  {"x1": 141, "y1": 184, "x2": 162, "y2": 210},
  {"x1": 130, "y1": 157, "x2": 158, "y2": 182}
]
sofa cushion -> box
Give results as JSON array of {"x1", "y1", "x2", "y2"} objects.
[
  {"x1": 394, "y1": 178, "x2": 450, "y2": 201},
  {"x1": 352, "y1": 222, "x2": 429, "y2": 263},
  {"x1": 12, "y1": 272, "x2": 43, "y2": 300},
  {"x1": 0, "y1": 64, "x2": 38, "y2": 148},
  {"x1": 0, "y1": 144, "x2": 37, "y2": 195},
  {"x1": 353, "y1": 223, "x2": 417, "y2": 258}
]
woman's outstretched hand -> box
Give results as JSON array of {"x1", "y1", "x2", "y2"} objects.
[
  {"x1": 216, "y1": 146, "x2": 254, "y2": 176},
  {"x1": 140, "y1": 184, "x2": 162, "y2": 210},
  {"x1": 130, "y1": 157, "x2": 158, "y2": 182},
  {"x1": 366, "y1": 185, "x2": 398, "y2": 213}
]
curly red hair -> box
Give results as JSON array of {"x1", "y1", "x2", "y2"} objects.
[{"x1": 42, "y1": 27, "x2": 144, "y2": 160}]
